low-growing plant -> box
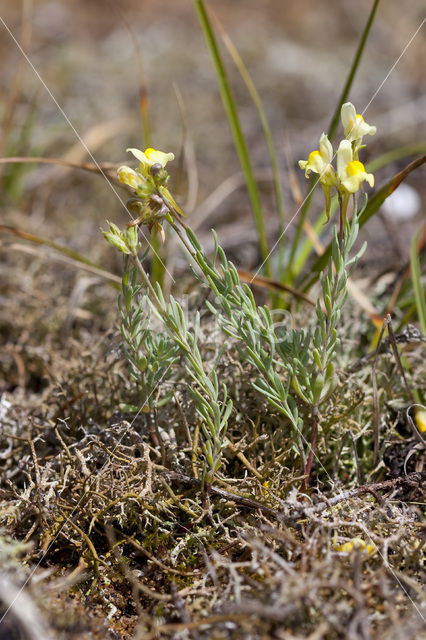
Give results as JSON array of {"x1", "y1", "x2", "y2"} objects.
[
  {"x1": 104, "y1": 106, "x2": 390, "y2": 488},
  {"x1": 119, "y1": 265, "x2": 178, "y2": 408}
]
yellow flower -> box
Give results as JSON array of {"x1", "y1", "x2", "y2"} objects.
[
  {"x1": 299, "y1": 133, "x2": 336, "y2": 219},
  {"x1": 414, "y1": 406, "x2": 426, "y2": 433},
  {"x1": 337, "y1": 140, "x2": 374, "y2": 194},
  {"x1": 340, "y1": 160, "x2": 374, "y2": 193},
  {"x1": 298, "y1": 111, "x2": 376, "y2": 223},
  {"x1": 261, "y1": 480, "x2": 270, "y2": 497},
  {"x1": 298, "y1": 133, "x2": 336, "y2": 185},
  {"x1": 334, "y1": 537, "x2": 375, "y2": 555},
  {"x1": 341, "y1": 102, "x2": 376, "y2": 150},
  {"x1": 127, "y1": 147, "x2": 175, "y2": 174}
]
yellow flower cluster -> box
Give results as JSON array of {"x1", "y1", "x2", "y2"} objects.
[
  {"x1": 299, "y1": 103, "x2": 376, "y2": 220},
  {"x1": 110, "y1": 146, "x2": 177, "y2": 244}
]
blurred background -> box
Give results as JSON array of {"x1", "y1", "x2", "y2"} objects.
[{"x1": 0, "y1": 0, "x2": 425, "y2": 289}]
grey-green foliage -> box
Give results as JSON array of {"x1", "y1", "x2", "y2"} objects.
[
  {"x1": 186, "y1": 228, "x2": 303, "y2": 439},
  {"x1": 276, "y1": 328, "x2": 313, "y2": 405},
  {"x1": 184, "y1": 204, "x2": 365, "y2": 451},
  {"x1": 118, "y1": 200, "x2": 364, "y2": 477},
  {"x1": 119, "y1": 266, "x2": 180, "y2": 410},
  {"x1": 308, "y1": 205, "x2": 366, "y2": 407},
  {"x1": 119, "y1": 256, "x2": 231, "y2": 481},
  {"x1": 148, "y1": 283, "x2": 232, "y2": 481}
]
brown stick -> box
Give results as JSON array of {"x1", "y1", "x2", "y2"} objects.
[
  {"x1": 162, "y1": 471, "x2": 422, "y2": 522},
  {"x1": 162, "y1": 471, "x2": 284, "y2": 520},
  {"x1": 303, "y1": 472, "x2": 422, "y2": 516}
]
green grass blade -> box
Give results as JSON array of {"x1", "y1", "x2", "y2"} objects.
[
  {"x1": 290, "y1": 196, "x2": 339, "y2": 279},
  {"x1": 284, "y1": 183, "x2": 315, "y2": 284},
  {"x1": 359, "y1": 155, "x2": 425, "y2": 227},
  {"x1": 327, "y1": 0, "x2": 381, "y2": 141},
  {"x1": 193, "y1": 0, "x2": 270, "y2": 276},
  {"x1": 211, "y1": 9, "x2": 285, "y2": 233},
  {"x1": 367, "y1": 141, "x2": 426, "y2": 172},
  {"x1": 410, "y1": 227, "x2": 426, "y2": 335}
]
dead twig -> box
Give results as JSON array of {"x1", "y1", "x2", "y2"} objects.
[
  {"x1": 162, "y1": 471, "x2": 286, "y2": 520},
  {"x1": 302, "y1": 472, "x2": 422, "y2": 517}
]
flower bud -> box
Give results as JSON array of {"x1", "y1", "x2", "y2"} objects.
[
  {"x1": 125, "y1": 225, "x2": 139, "y2": 253},
  {"x1": 103, "y1": 230, "x2": 131, "y2": 254},
  {"x1": 117, "y1": 166, "x2": 144, "y2": 190}
]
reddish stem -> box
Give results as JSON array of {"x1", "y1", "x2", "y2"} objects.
[{"x1": 303, "y1": 409, "x2": 319, "y2": 489}]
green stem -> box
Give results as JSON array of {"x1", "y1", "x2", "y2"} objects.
[
  {"x1": 304, "y1": 407, "x2": 319, "y2": 488},
  {"x1": 285, "y1": 185, "x2": 314, "y2": 284},
  {"x1": 193, "y1": 0, "x2": 270, "y2": 276},
  {"x1": 150, "y1": 233, "x2": 166, "y2": 286},
  {"x1": 410, "y1": 227, "x2": 426, "y2": 335},
  {"x1": 212, "y1": 11, "x2": 285, "y2": 232},
  {"x1": 133, "y1": 254, "x2": 161, "y2": 308}
]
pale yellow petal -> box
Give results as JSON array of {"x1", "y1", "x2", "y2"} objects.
[
  {"x1": 319, "y1": 132, "x2": 333, "y2": 163},
  {"x1": 337, "y1": 140, "x2": 353, "y2": 177},
  {"x1": 144, "y1": 148, "x2": 175, "y2": 167},
  {"x1": 127, "y1": 148, "x2": 149, "y2": 164},
  {"x1": 341, "y1": 102, "x2": 357, "y2": 137}
]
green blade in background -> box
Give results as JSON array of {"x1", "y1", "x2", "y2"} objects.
[{"x1": 192, "y1": 0, "x2": 270, "y2": 276}]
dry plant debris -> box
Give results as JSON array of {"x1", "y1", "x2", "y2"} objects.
[{"x1": 0, "y1": 265, "x2": 425, "y2": 639}]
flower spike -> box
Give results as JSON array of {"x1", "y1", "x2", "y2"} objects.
[{"x1": 299, "y1": 106, "x2": 376, "y2": 223}]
